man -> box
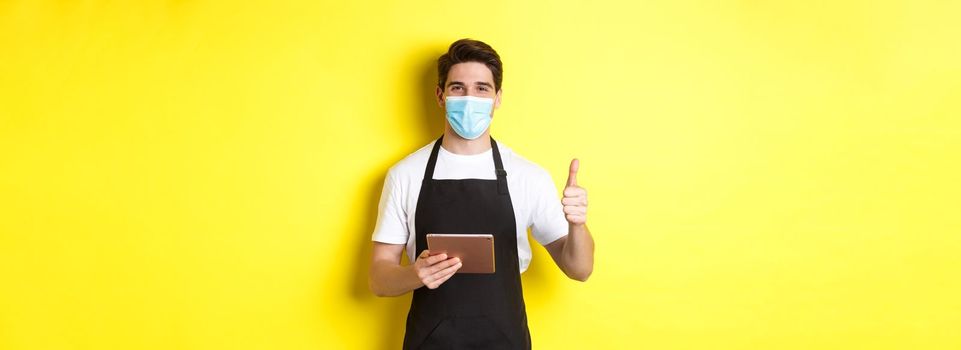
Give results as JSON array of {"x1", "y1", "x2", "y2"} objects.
[{"x1": 368, "y1": 38, "x2": 595, "y2": 350}]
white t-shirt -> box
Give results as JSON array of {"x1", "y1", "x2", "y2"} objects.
[{"x1": 371, "y1": 140, "x2": 569, "y2": 273}]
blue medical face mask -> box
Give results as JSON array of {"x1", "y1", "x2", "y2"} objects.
[{"x1": 445, "y1": 95, "x2": 494, "y2": 140}]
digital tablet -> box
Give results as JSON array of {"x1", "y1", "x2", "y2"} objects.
[{"x1": 426, "y1": 233, "x2": 495, "y2": 274}]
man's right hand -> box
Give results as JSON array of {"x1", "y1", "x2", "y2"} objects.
[{"x1": 414, "y1": 250, "x2": 462, "y2": 289}]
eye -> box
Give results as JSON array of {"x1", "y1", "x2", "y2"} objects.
[
  {"x1": 478, "y1": 86, "x2": 489, "y2": 92},
  {"x1": 451, "y1": 86, "x2": 463, "y2": 92}
]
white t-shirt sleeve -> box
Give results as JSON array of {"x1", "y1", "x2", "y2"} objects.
[
  {"x1": 529, "y1": 168, "x2": 569, "y2": 246},
  {"x1": 371, "y1": 168, "x2": 409, "y2": 244}
]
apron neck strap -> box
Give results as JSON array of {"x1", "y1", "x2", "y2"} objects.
[
  {"x1": 490, "y1": 137, "x2": 509, "y2": 195},
  {"x1": 422, "y1": 135, "x2": 509, "y2": 195},
  {"x1": 423, "y1": 135, "x2": 444, "y2": 183}
]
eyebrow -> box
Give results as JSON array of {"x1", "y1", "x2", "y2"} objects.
[{"x1": 447, "y1": 80, "x2": 494, "y2": 88}]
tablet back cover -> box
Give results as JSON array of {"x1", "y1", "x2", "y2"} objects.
[{"x1": 426, "y1": 234, "x2": 495, "y2": 274}]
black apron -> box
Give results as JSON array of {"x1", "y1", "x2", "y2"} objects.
[{"x1": 402, "y1": 135, "x2": 531, "y2": 350}]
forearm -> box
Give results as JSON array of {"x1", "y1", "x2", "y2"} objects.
[
  {"x1": 562, "y1": 223, "x2": 594, "y2": 281},
  {"x1": 369, "y1": 261, "x2": 423, "y2": 297}
]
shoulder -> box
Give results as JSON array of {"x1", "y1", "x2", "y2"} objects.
[
  {"x1": 386, "y1": 141, "x2": 434, "y2": 183},
  {"x1": 499, "y1": 143, "x2": 554, "y2": 185}
]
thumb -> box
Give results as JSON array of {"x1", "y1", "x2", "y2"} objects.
[{"x1": 566, "y1": 158, "x2": 579, "y2": 187}]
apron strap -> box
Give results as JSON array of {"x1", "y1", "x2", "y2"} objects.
[
  {"x1": 422, "y1": 135, "x2": 444, "y2": 188},
  {"x1": 490, "y1": 137, "x2": 509, "y2": 195},
  {"x1": 421, "y1": 134, "x2": 509, "y2": 195}
]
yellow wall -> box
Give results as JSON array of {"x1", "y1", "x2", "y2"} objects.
[{"x1": 2, "y1": 1, "x2": 959, "y2": 349}]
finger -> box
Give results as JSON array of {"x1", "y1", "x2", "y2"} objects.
[
  {"x1": 430, "y1": 260, "x2": 462, "y2": 280},
  {"x1": 564, "y1": 186, "x2": 586, "y2": 198},
  {"x1": 426, "y1": 257, "x2": 461, "y2": 274},
  {"x1": 424, "y1": 253, "x2": 448, "y2": 265},
  {"x1": 566, "y1": 158, "x2": 579, "y2": 187},
  {"x1": 419, "y1": 250, "x2": 430, "y2": 259},
  {"x1": 563, "y1": 205, "x2": 587, "y2": 216},
  {"x1": 419, "y1": 259, "x2": 451, "y2": 283},
  {"x1": 562, "y1": 197, "x2": 587, "y2": 206},
  {"x1": 428, "y1": 266, "x2": 460, "y2": 288}
]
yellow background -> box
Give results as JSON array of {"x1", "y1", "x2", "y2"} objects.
[{"x1": 2, "y1": 1, "x2": 959, "y2": 349}]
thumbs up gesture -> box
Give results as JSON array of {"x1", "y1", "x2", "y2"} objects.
[{"x1": 563, "y1": 159, "x2": 588, "y2": 226}]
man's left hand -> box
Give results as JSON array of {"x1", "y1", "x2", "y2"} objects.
[{"x1": 562, "y1": 158, "x2": 588, "y2": 226}]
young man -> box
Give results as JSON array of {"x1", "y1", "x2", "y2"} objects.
[{"x1": 368, "y1": 38, "x2": 595, "y2": 349}]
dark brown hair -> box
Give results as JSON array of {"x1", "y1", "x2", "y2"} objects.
[{"x1": 437, "y1": 39, "x2": 503, "y2": 91}]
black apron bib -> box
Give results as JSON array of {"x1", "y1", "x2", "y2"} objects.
[{"x1": 402, "y1": 135, "x2": 531, "y2": 350}]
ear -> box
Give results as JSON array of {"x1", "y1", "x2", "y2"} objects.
[
  {"x1": 493, "y1": 89, "x2": 502, "y2": 110},
  {"x1": 435, "y1": 86, "x2": 444, "y2": 109}
]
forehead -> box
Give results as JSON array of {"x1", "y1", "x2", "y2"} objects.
[{"x1": 446, "y1": 62, "x2": 494, "y2": 85}]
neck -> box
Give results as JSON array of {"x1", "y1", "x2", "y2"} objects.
[{"x1": 441, "y1": 128, "x2": 492, "y2": 155}]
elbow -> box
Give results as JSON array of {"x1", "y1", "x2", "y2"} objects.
[
  {"x1": 571, "y1": 270, "x2": 592, "y2": 282},
  {"x1": 565, "y1": 266, "x2": 593, "y2": 282},
  {"x1": 370, "y1": 287, "x2": 388, "y2": 298},
  {"x1": 369, "y1": 276, "x2": 405, "y2": 297},
  {"x1": 369, "y1": 277, "x2": 390, "y2": 297}
]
